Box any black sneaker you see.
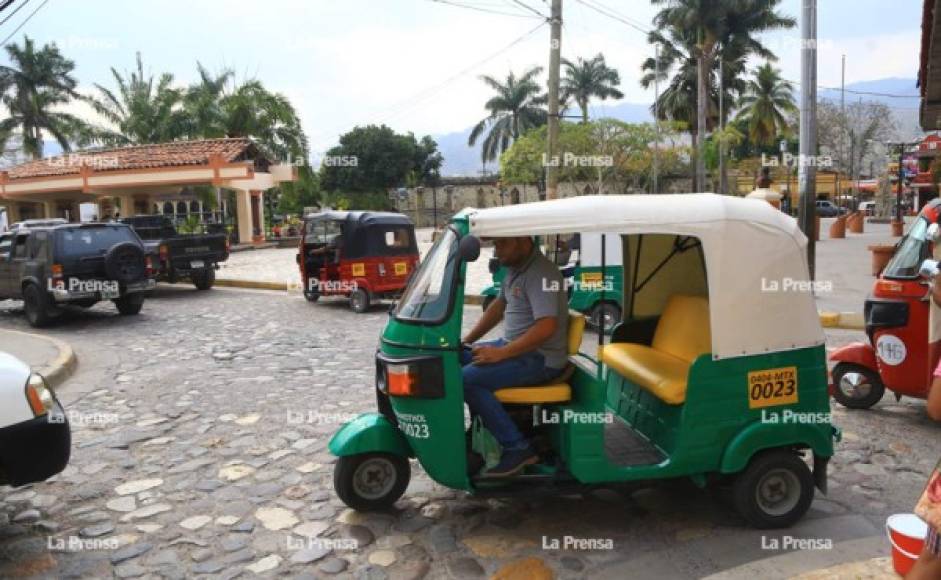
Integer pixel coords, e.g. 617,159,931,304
479,447,539,479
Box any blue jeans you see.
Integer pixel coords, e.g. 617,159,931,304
461,338,564,450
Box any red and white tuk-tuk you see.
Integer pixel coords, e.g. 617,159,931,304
830,199,941,408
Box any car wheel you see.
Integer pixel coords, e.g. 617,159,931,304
733,450,815,529
831,363,885,409
23,283,53,328
481,295,495,312
192,268,215,291
350,288,370,313
588,302,621,333
113,294,145,316
303,279,320,302
104,242,146,283
334,453,410,512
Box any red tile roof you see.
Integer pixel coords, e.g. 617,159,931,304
6,138,259,180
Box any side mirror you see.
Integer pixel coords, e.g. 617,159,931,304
919,258,939,280
459,235,481,262
929,223,941,243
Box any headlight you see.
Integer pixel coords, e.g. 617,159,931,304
26,373,55,416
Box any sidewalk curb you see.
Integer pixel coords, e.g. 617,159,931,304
819,311,865,331
1,329,77,390
215,278,290,292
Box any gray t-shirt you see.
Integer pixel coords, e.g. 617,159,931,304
499,249,569,369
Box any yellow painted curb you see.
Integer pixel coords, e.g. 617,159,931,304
819,312,840,328
818,312,865,331
215,279,289,292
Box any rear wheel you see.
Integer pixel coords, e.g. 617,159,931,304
23,284,53,328
113,293,144,316
303,279,320,302
733,450,814,529
831,363,885,409
334,453,410,511
350,288,370,313
192,268,215,290
588,302,621,333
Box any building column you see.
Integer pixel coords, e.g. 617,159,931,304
250,190,264,244
4,203,20,226
235,189,253,245
42,201,56,219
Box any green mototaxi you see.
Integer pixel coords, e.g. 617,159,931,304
329,193,839,529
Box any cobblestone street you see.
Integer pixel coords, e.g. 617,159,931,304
0,286,936,578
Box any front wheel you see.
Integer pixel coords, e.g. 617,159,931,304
733,450,815,529
23,283,53,328
588,302,621,333
831,363,885,409
113,294,145,316
334,453,410,511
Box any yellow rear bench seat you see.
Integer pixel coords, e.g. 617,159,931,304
599,295,710,405
494,312,586,404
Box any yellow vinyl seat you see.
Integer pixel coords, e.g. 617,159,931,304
599,295,711,405
494,312,586,404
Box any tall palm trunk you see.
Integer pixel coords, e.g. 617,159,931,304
690,129,699,189
696,53,708,192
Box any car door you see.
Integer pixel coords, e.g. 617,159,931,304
7,233,30,298
0,233,12,298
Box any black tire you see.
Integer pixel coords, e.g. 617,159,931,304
831,363,885,410
113,293,144,316
192,268,215,291
334,453,410,511
350,288,370,313
304,279,320,302
481,295,495,312
23,283,53,328
733,450,815,529
588,302,621,333
104,242,146,283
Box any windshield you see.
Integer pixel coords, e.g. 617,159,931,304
56,226,137,257
882,218,928,279
304,219,342,245
395,228,458,323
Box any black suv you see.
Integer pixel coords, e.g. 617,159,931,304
0,223,155,327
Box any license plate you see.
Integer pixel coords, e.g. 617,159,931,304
190,260,205,269
394,262,407,276
747,366,799,409
101,288,120,300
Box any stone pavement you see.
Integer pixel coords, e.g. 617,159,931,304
0,287,935,578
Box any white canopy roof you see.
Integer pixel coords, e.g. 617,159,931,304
467,194,824,360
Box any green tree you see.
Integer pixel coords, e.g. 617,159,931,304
468,66,547,165
561,53,624,124
735,62,797,147
650,0,795,189
0,36,88,159
85,52,188,145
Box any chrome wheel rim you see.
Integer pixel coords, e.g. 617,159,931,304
838,371,872,400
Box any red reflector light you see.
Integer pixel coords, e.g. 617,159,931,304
874,279,904,295
387,364,419,397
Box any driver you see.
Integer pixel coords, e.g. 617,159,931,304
461,236,568,478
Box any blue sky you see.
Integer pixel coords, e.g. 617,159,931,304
9,0,926,156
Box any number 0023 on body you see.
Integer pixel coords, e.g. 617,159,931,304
747,366,798,409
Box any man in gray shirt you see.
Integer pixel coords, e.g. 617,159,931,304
461,236,568,478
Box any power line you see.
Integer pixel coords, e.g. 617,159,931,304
0,1,17,16
0,0,30,29
1,0,46,47
507,0,548,19
573,0,650,35
427,0,540,18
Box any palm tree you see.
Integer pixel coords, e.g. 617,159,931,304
650,0,795,190
735,63,797,147
0,36,87,159
469,66,547,165
182,62,233,139
85,52,188,145
561,53,624,124
217,80,308,160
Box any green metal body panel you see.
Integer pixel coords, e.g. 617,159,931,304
328,413,413,458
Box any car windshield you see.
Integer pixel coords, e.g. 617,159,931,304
882,218,928,279
56,226,136,257
395,228,458,323
304,220,342,245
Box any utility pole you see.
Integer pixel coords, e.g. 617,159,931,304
696,30,707,192
798,0,818,278
838,54,845,210
652,44,660,194
546,0,562,200
718,54,725,195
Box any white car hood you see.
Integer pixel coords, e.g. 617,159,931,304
0,351,35,427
